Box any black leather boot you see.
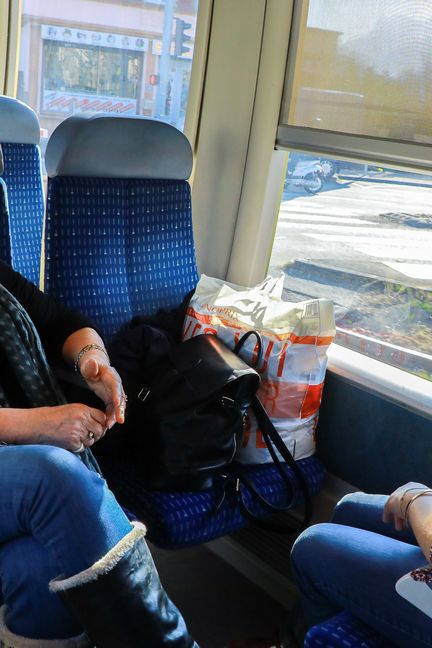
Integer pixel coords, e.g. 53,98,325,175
50,524,198,648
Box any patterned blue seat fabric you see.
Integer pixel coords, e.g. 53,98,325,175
45,176,197,339
305,612,396,648
44,114,325,548
1,144,44,286
95,455,325,548
0,97,44,286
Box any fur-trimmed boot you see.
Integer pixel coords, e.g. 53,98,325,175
50,524,198,648
0,605,91,648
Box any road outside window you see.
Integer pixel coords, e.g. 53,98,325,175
269,153,432,382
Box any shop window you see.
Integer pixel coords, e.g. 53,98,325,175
17,0,198,170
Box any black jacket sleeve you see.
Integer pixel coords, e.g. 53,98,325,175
0,260,98,364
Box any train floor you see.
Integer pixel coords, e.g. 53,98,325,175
151,542,297,648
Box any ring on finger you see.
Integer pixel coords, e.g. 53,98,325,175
73,442,85,454
88,431,95,441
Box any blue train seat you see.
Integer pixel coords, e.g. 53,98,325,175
0,96,44,286
43,114,325,547
304,612,396,648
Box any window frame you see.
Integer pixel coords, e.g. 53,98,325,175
276,125,432,176
328,344,432,418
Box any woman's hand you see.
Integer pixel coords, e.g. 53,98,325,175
383,481,429,530
62,328,127,429
31,404,107,452
78,351,126,429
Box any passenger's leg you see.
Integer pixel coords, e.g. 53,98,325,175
332,492,416,544
0,445,196,647
0,445,133,577
0,535,83,640
291,523,431,648
0,445,131,642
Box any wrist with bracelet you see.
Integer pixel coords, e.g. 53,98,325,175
74,343,110,375
399,487,427,518
401,488,432,523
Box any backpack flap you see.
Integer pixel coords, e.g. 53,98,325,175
147,334,260,489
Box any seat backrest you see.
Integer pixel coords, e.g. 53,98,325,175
0,96,44,286
44,114,198,340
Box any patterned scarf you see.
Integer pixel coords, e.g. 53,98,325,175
0,282,100,473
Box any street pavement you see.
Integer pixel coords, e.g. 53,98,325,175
270,175,432,301
268,175,432,366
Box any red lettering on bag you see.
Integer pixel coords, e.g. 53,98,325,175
203,327,217,335
255,430,266,448
277,343,288,378
251,341,260,367
183,320,192,338
261,381,279,415
191,322,202,337
301,384,324,418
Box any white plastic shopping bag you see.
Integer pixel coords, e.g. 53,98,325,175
182,274,335,462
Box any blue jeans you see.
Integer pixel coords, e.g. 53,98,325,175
291,492,432,648
0,445,133,640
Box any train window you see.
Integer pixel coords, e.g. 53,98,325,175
17,0,198,169
281,0,432,144
268,152,432,382
271,0,432,383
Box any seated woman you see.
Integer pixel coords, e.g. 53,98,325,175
0,260,197,648
291,486,432,648
231,486,432,648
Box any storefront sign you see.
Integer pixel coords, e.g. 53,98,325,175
42,91,137,115
41,24,148,52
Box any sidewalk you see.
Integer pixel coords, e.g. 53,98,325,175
338,168,432,189
289,258,432,291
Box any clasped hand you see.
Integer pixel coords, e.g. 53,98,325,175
34,403,107,452
36,349,128,453
34,351,127,452
78,352,127,430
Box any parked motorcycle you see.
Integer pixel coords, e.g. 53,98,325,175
319,158,339,181
284,158,324,194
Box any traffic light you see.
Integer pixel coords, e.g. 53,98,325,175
174,18,192,57
149,74,160,86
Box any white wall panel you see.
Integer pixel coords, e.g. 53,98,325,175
191,0,265,278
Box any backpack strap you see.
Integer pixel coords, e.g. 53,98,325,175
228,395,312,533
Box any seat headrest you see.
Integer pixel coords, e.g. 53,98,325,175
0,145,3,175
46,115,193,180
0,96,40,144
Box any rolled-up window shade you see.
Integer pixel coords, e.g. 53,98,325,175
277,0,432,170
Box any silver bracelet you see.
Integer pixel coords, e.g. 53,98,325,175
74,343,110,374
404,489,432,522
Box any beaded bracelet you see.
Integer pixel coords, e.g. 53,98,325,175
74,343,110,374
403,489,432,521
